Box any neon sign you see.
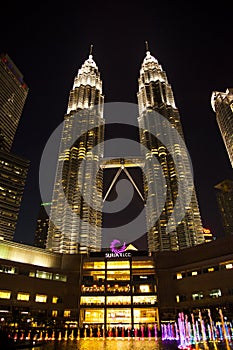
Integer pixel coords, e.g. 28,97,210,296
105,240,131,258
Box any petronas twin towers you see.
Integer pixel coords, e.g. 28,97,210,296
46,45,205,254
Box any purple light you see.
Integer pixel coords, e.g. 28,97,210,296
110,240,126,254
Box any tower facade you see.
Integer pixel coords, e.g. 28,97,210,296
46,52,104,254
211,88,233,168
214,179,233,236
0,54,28,151
0,53,29,241
137,48,205,252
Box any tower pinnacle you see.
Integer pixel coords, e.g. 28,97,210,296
145,40,149,52
89,44,93,57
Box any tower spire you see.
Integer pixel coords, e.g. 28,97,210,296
89,44,93,56
145,40,149,52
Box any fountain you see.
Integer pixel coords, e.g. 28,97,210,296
154,323,158,340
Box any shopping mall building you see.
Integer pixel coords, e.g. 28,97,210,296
0,235,233,333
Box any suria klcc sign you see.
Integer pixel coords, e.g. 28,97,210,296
105,239,132,258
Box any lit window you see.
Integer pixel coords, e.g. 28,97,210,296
176,273,182,280
139,285,150,293
64,310,71,317
208,267,214,272
192,271,198,276
226,264,233,270
17,293,30,301
35,294,47,303
176,295,180,303
53,274,67,282
52,296,58,304
192,292,203,300
36,271,52,280
52,310,58,317
209,289,221,298
0,290,11,299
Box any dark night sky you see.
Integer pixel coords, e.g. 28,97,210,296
1,1,232,247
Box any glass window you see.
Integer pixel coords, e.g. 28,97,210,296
0,290,11,299
139,285,150,293
226,263,233,269
176,273,183,280
107,270,130,281
17,292,30,301
64,310,71,317
83,309,104,323
0,265,16,274
52,310,58,317
80,296,104,305
209,289,221,298
53,273,67,282
52,296,58,304
36,270,52,280
133,308,156,324
83,271,105,282
107,296,131,305
107,308,131,324
192,292,203,300
133,295,157,305
132,260,154,269
107,261,130,269
83,261,105,269
35,294,47,303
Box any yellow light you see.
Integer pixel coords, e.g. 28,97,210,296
176,273,182,280
192,271,198,276
226,263,233,269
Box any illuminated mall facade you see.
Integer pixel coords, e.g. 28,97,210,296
1,236,233,332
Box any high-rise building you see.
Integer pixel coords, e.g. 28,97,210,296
0,53,29,241
34,202,51,249
46,51,104,254
211,88,233,168
0,151,29,240
137,47,205,252
214,179,233,236
0,54,28,152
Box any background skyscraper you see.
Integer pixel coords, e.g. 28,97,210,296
137,48,205,252
34,202,51,248
211,88,233,168
46,51,104,254
214,179,233,236
0,53,29,241
0,54,28,152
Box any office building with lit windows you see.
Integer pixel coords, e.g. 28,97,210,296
0,53,29,241
0,54,28,152
211,88,233,168
46,51,104,254
34,202,51,249
0,151,29,240
137,47,205,252
214,179,233,236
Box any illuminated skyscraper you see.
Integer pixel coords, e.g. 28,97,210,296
214,179,233,236
137,46,205,252
0,53,29,241
0,54,28,151
46,50,104,254
211,88,233,168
